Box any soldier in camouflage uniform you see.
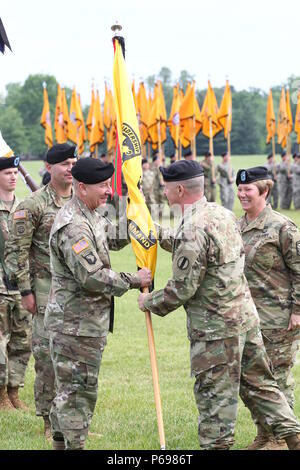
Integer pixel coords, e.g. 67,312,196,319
277,152,293,209
151,154,165,222
0,135,31,411
237,166,300,450
201,152,216,202
44,158,152,450
141,159,155,212
216,152,235,211
5,143,77,438
265,154,278,209
138,160,300,451
292,154,300,209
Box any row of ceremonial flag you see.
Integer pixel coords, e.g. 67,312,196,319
266,87,300,150
40,79,232,158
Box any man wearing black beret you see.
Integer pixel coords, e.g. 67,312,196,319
5,143,77,439
45,157,152,450
0,132,31,412
137,159,300,450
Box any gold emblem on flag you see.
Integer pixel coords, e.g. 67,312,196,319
122,123,141,162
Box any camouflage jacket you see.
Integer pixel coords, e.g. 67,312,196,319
277,162,293,184
5,183,71,313
201,160,215,186
216,162,234,187
0,197,20,295
142,169,155,199
265,162,277,182
238,205,300,329
292,162,300,189
144,197,259,342
44,195,142,337
151,165,164,194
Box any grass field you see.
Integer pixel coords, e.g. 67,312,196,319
0,155,299,450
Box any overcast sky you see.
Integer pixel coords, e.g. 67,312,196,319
1,0,299,106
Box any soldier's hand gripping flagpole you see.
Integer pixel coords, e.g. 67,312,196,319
111,23,166,450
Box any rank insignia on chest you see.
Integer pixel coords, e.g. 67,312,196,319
72,238,90,254
14,210,28,220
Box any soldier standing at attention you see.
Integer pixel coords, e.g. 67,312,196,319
45,157,152,450
141,159,155,212
137,160,300,451
201,151,216,202
5,143,77,438
151,153,165,222
0,133,31,411
216,151,235,211
277,151,293,209
265,154,278,209
292,154,300,209
237,166,300,450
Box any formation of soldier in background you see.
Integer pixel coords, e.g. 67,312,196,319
267,151,300,210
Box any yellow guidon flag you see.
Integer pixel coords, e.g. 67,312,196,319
40,84,53,148
266,89,276,144
112,37,157,278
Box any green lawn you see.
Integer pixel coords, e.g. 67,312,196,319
0,156,299,450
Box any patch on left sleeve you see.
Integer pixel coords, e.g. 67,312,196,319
14,210,28,220
72,237,90,254
177,256,190,271
296,241,300,256
82,251,97,265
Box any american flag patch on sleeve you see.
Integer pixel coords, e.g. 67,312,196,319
72,238,90,254
14,210,28,220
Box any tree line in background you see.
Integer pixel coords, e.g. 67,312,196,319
0,68,299,159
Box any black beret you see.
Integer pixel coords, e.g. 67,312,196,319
0,155,20,171
204,151,211,157
142,159,148,165
71,157,114,184
221,152,228,158
160,160,204,182
152,155,158,162
281,151,287,158
236,166,271,186
184,150,192,158
267,154,273,160
46,143,77,164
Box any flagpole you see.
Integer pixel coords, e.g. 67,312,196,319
111,23,166,450
209,117,215,180
272,136,277,177
143,288,166,450
227,131,231,155
192,115,196,160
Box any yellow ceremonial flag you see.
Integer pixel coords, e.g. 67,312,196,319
147,81,167,151
54,84,67,143
137,82,149,146
40,86,53,148
69,87,84,154
168,84,180,148
113,37,157,277
77,94,86,154
61,88,70,140
295,91,300,145
86,88,95,140
202,81,222,138
277,87,288,149
179,82,202,147
90,90,104,153
286,89,293,136
218,80,232,139
266,90,276,144
132,79,138,114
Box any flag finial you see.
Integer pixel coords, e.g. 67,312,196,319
111,21,122,36
42,81,47,89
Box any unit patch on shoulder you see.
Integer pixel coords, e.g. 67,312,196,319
82,251,97,265
14,210,28,220
72,238,90,254
177,256,190,270
296,241,300,256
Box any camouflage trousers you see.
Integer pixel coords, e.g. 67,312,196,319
261,328,300,410
219,185,235,211
204,185,216,203
32,314,56,417
192,325,300,450
279,182,293,209
293,189,300,209
49,332,107,450
0,293,32,388
267,183,278,210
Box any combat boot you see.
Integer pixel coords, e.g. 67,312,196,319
43,416,52,440
285,434,300,450
52,437,66,450
0,385,15,410
7,386,28,410
247,425,269,450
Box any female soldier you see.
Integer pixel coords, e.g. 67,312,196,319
237,166,300,450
